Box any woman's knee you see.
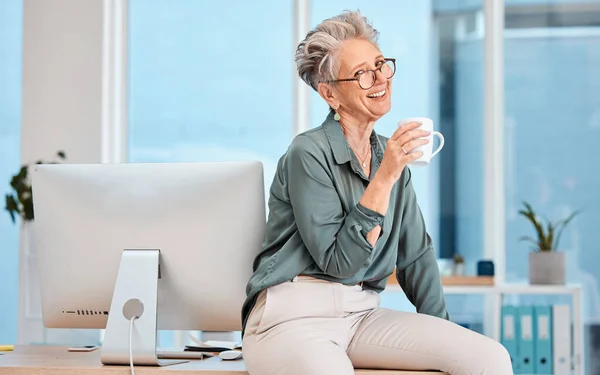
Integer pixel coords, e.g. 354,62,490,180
448,330,513,375
476,338,513,374
491,340,512,363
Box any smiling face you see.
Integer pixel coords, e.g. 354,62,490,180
318,38,393,124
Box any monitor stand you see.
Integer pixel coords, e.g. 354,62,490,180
101,249,185,366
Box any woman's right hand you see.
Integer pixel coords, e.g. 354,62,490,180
375,121,431,186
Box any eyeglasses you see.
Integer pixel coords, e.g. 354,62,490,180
326,58,396,90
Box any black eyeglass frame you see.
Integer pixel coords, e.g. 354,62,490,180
325,58,396,90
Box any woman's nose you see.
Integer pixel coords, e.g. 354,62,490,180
374,68,387,84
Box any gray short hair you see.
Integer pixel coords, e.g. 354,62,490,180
295,10,379,91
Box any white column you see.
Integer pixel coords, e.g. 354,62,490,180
483,0,505,284
19,0,128,345
482,0,505,342
292,0,311,135
101,0,129,164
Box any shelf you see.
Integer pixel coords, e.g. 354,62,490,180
495,283,582,294
387,274,494,286
441,276,494,286
386,278,581,295
442,283,582,295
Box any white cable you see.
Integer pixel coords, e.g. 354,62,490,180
129,316,137,375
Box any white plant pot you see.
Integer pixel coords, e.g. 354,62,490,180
452,263,465,276
529,251,566,285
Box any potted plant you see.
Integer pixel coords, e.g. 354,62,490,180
5,151,66,223
5,151,65,345
519,201,579,285
452,253,465,276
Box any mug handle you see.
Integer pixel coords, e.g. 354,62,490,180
431,131,445,158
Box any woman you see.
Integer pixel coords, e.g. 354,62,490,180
241,10,512,375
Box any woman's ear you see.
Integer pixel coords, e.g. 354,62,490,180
317,82,339,110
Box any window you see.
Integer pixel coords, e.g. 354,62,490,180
127,0,293,345
433,0,487,332
128,0,293,204
502,3,600,369
435,3,486,263
0,0,23,344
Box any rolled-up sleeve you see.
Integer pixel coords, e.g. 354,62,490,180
287,136,383,279
395,169,449,320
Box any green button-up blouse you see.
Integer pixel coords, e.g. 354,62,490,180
241,111,448,335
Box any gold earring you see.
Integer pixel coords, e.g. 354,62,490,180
334,107,340,121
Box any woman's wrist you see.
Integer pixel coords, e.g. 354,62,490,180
372,168,399,190
359,173,394,215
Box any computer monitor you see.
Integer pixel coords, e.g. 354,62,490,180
31,161,265,366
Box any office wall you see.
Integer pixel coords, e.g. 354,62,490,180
21,0,105,164
18,0,110,344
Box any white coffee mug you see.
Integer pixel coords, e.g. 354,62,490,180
397,117,444,166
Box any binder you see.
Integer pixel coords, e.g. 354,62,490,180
501,305,520,373
553,304,571,375
518,305,535,374
533,305,553,374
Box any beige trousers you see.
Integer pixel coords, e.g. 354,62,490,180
242,276,512,375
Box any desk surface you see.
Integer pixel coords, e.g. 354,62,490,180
0,346,446,375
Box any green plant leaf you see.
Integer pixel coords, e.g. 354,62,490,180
553,210,580,250
545,221,554,250
11,166,28,190
23,197,34,220
4,194,18,223
5,151,66,224
519,235,539,246
519,201,547,247
453,253,464,264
